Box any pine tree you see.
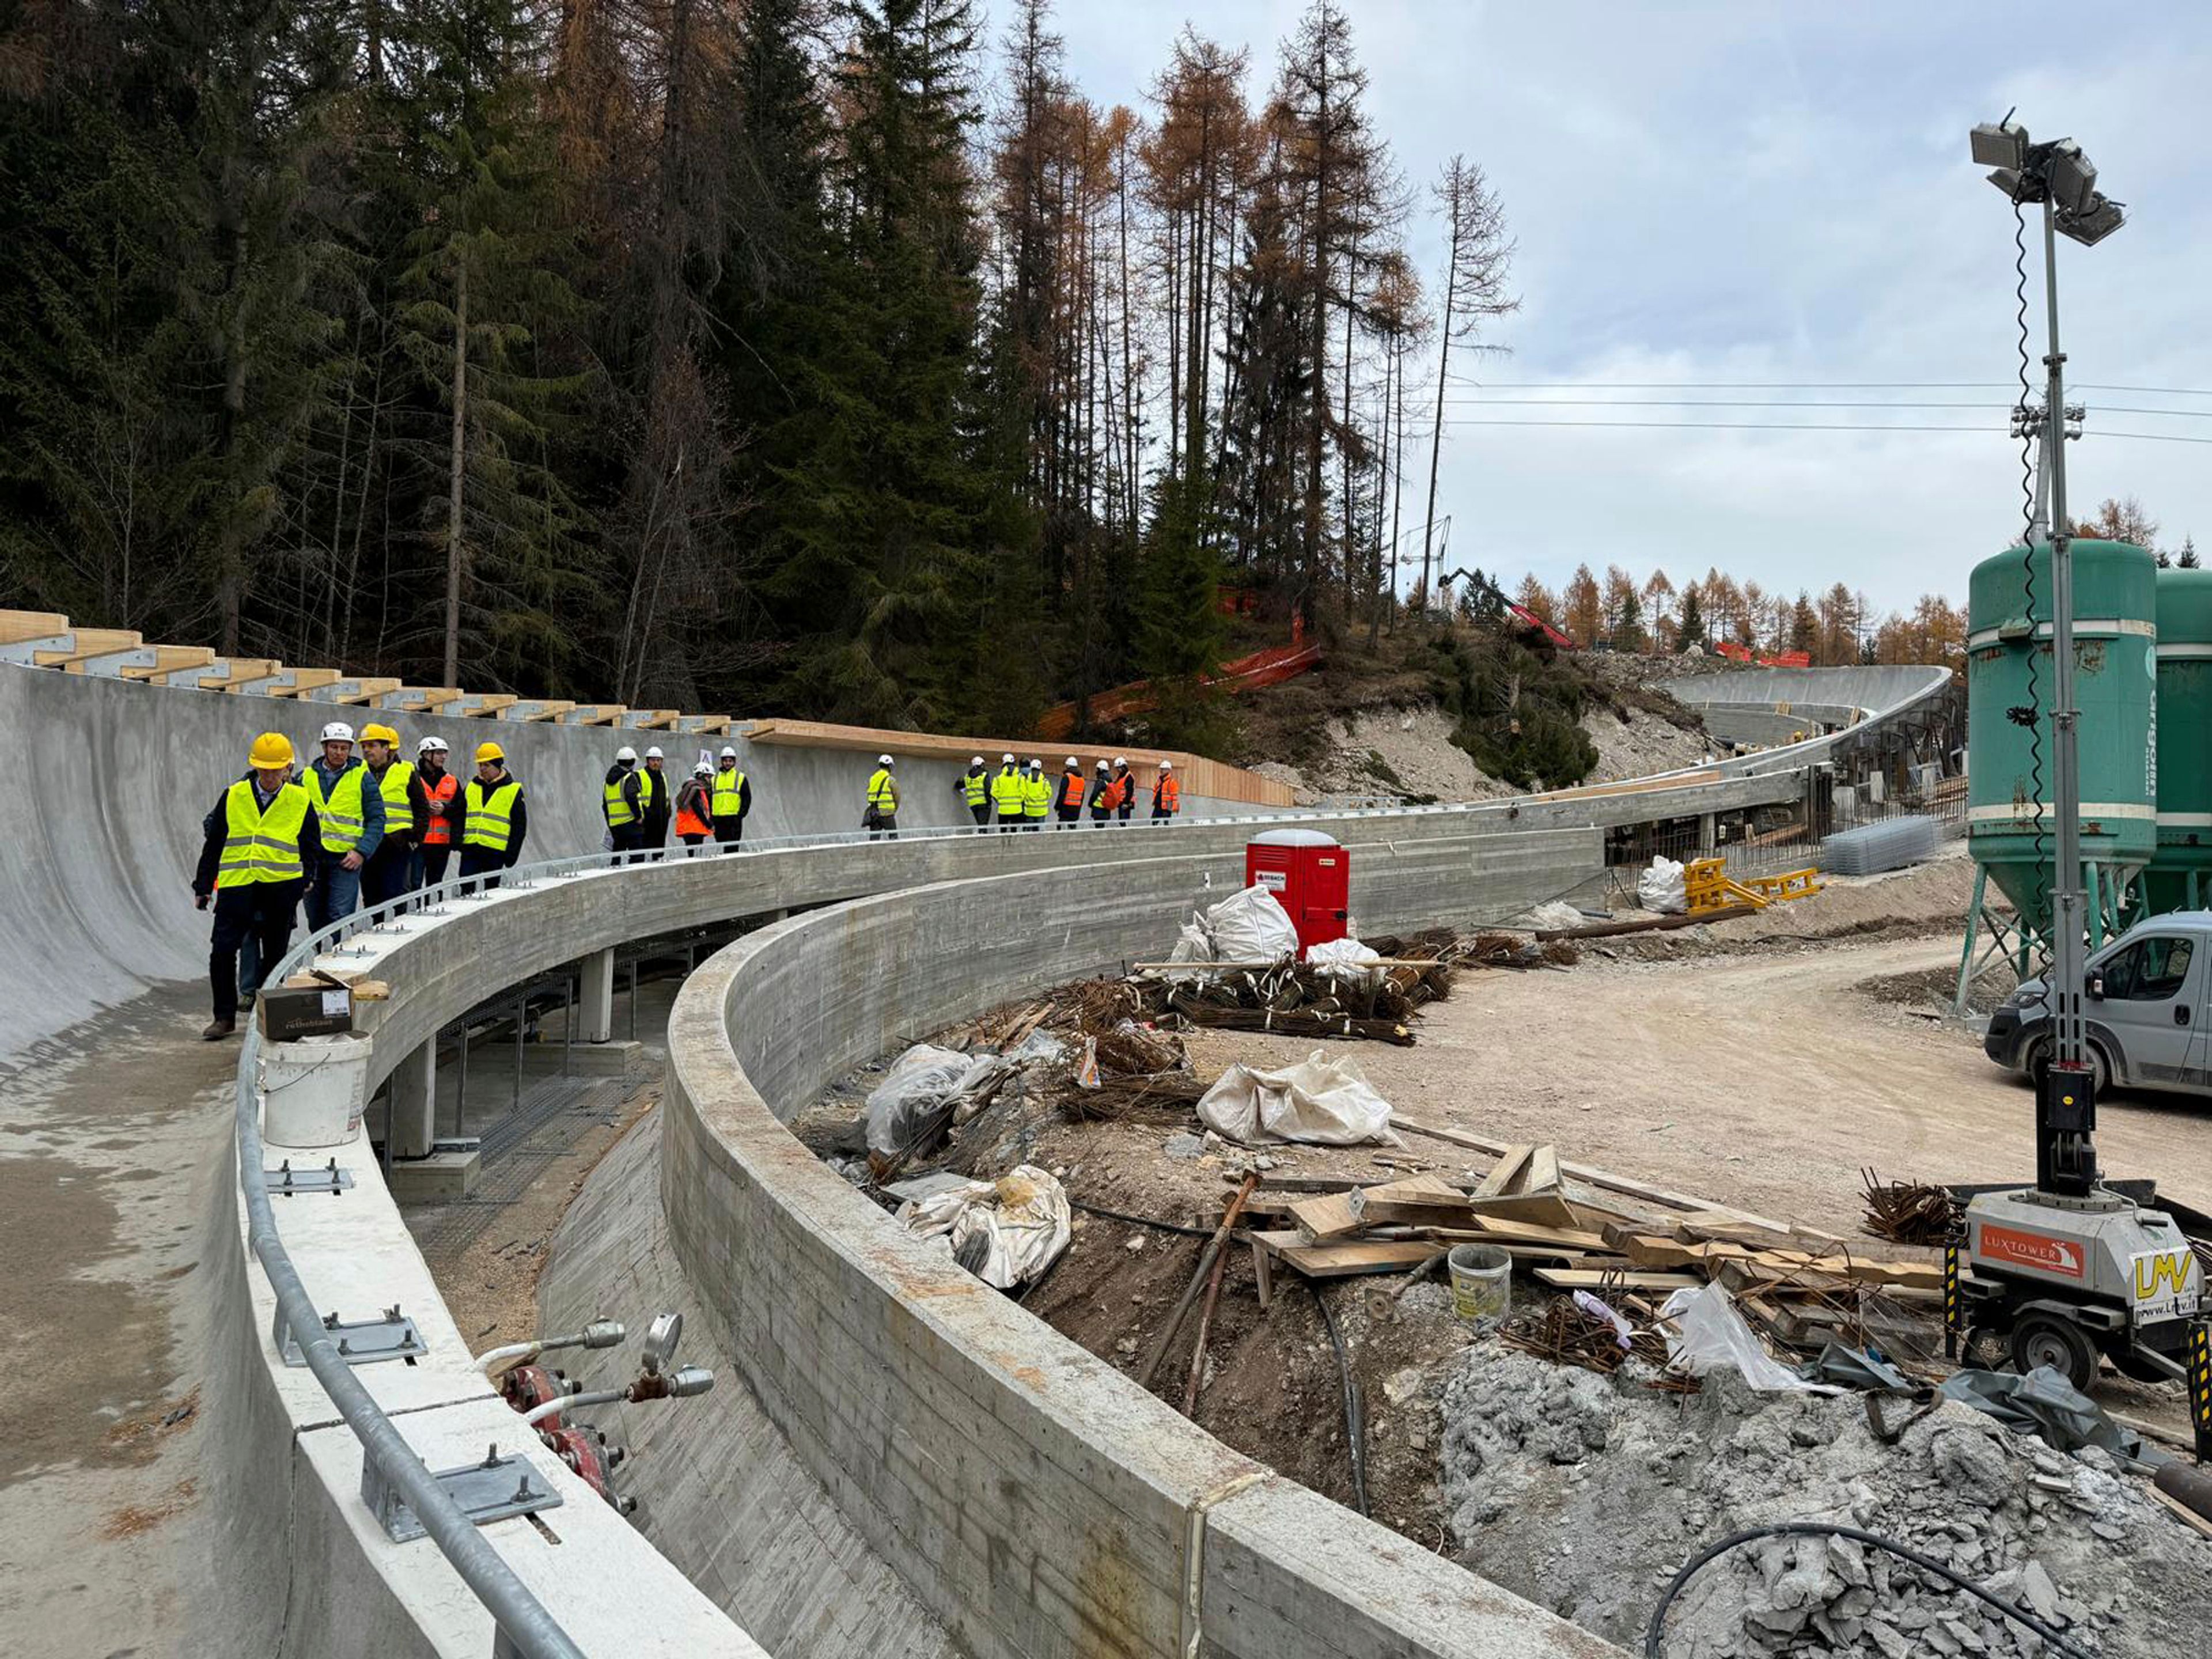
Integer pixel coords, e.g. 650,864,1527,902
1676,586,1706,652
2181,536,2200,570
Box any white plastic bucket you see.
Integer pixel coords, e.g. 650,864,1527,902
261,1033,372,1148
1448,1243,1512,1324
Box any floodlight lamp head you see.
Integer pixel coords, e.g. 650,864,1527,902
2046,140,2097,214
1971,118,2030,171
2057,194,2124,246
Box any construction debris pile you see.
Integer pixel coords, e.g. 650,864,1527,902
1437,1347,2212,1658
1861,1169,1960,1247
1236,1141,1946,1373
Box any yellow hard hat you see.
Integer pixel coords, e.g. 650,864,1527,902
359,721,399,745
474,741,505,764
248,731,294,768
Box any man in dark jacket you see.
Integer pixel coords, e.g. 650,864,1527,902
639,746,673,855
1086,759,1114,826
603,746,645,861
193,732,319,1040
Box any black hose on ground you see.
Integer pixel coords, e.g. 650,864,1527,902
1068,1199,1214,1237
1643,1521,2090,1659
1310,1280,1369,1517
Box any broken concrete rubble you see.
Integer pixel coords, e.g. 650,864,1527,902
1437,1345,2210,1657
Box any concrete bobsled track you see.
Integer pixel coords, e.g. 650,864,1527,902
0,657,1947,1658
1662,664,1955,776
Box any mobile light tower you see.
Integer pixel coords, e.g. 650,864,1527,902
1954,118,2210,1403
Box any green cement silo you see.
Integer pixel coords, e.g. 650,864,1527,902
2145,566,2212,913
1965,539,2157,947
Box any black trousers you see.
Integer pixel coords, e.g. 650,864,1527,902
361,840,415,910
999,816,1022,834
210,880,304,1022
420,843,452,888
970,804,991,831
458,846,507,891
714,819,744,849
867,812,899,841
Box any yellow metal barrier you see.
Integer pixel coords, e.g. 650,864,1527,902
1685,857,1821,913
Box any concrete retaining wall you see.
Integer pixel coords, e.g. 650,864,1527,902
657,830,1620,1659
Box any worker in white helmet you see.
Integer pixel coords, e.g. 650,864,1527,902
414,736,459,887
302,719,385,931
1150,759,1181,823
710,744,751,851
638,745,672,855
1022,760,1050,828
865,753,899,840
1085,758,1114,827
603,743,645,861
1055,755,1085,827
1110,755,1135,823
676,763,717,850
991,751,1025,834
955,754,993,832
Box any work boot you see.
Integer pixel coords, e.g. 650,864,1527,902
202,1017,237,1041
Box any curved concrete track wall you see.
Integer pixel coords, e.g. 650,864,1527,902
0,665,1267,1056
657,843,1618,1659
1662,664,1953,777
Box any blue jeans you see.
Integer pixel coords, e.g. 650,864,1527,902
306,855,361,933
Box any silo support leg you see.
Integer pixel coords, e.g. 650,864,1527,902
1954,866,1988,1016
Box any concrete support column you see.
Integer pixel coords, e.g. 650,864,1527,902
1698,811,1718,850
387,1040,437,1160
579,946,616,1043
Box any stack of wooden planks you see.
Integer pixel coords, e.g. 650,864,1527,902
1225,1146,1944,1350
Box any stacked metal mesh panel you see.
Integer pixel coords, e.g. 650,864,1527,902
1821,815,1940,876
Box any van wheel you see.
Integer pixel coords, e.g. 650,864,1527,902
2026,1037,2110,1097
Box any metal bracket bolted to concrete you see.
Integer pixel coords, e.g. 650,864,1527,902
363,1442,565,1543
276,1305,424,1368
263,1158,354,1196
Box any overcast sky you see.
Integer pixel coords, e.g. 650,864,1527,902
1036,1,2212,618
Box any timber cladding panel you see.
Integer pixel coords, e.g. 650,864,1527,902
661,831,1617,1659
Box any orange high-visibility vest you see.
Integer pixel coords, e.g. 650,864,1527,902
1060,772,1084,807
419,771,460,845
1153,774,1180,812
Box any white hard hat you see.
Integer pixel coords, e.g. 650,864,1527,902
320,721,354,744
615,744,638,763
972,755,984,766
1002,752,1015,763
418,735,447,754
1094,759,1108,771
645,745,664,759
1113,755,1127,766
1160,760,1173,771
694,762,713,777
1065,755,1080,768
878,753,894,765
719,745,737,759
1028,759,1041,770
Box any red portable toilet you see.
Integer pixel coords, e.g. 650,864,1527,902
1245,828,1350,957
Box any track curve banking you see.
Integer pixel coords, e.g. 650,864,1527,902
0,656,1949,1659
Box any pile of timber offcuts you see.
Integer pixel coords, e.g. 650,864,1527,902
1238,1134,1946,1372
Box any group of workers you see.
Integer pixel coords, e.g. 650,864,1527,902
602,744,753,854
195,725,1184,1037
191,721,527,1040
945,752,1181,833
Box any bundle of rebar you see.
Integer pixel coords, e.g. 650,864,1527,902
1498,1296,1669,1377
1860,1169,1957,1245
1062,1072,1208,1124
1162,990,1415,1045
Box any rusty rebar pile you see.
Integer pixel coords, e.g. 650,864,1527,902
1859,1169,1957,1245
1498,1296,1671,1377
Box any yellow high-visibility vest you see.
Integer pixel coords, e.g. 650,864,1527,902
373,760,415,835
713,767,747,817
991,767,1025,816
465,779,522,852
218,779,310,885
604,771,638,828
866,767,898,811
1022,774,1051,818
962,769,988,808
307,763,367,853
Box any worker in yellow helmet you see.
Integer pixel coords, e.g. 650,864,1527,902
192,732,317,1040
358,722,428,911
460,741,528,892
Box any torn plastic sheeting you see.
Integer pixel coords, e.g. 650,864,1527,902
1660,1283,1837,1394
1196,1048,1401,1147
896,1164,1071,1290
1009,1029,1066,1064
1800,1341,1915,1393
864,1044,1002,1159
1937,1365,2160,1463
1571,1290,1634,1352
